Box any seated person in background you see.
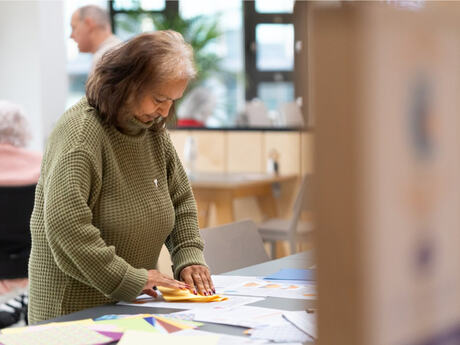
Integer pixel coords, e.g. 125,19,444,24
176,86,215,127
0,100,42,328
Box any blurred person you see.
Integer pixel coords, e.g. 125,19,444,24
0,101,42,328
28,30,215,324
176,86,215,127
70,4,121,73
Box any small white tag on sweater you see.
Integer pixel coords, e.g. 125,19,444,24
154,179,158,188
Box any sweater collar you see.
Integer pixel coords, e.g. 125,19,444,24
117,116,155,136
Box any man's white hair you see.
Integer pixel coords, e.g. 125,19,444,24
78,5,111,29
0,100,31,147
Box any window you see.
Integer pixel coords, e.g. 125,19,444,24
61,0,301,127
110,0,244,127
244,1,295,114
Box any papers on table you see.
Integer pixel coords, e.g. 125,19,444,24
175,329,279,345
212,275,316,300
283,310,317,339
0,323,118,345
173,305,286,329
248,323,312,343
118,294,264,310
117,330,219,345
0,314,203,345
173,306,316,344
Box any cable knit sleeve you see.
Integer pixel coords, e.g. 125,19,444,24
43,148,148,301
162,132,207,279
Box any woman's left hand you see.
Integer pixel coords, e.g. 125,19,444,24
180,265,215,296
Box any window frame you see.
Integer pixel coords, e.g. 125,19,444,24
243,1,294,101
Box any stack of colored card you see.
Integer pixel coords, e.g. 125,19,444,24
94,314,202,334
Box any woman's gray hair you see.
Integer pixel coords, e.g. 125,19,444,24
0,100,31,147
87,30,197,129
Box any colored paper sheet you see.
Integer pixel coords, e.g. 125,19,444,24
158,287,228,302
155,318,182,333
94,330,124,344
0,324,112,345
117,330,219,345
154,315,196,330
263,269,315,281
0,319,94,335
95,317,159,333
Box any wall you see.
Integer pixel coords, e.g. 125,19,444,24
0,1,67,152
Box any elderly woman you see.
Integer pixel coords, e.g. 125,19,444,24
28,30,214,324
0,101,41,186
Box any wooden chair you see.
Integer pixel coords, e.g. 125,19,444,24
258,175,314,258
200,220,269,274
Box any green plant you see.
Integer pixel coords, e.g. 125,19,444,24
151,11,222,90
114,5,222,90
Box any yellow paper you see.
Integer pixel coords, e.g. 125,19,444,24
158,287,228,302
117,330,219,345
0,319,94,335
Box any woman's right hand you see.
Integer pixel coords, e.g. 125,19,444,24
141,269,190,298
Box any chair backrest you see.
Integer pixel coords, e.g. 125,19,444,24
201,220,269,274
0,184,36,279
289,174,313,230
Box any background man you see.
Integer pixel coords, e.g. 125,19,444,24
70,5,121,73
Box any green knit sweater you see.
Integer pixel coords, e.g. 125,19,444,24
28,98,206,324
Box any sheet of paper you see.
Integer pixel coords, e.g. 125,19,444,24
0,319,94,335
117,330,219,345
221,278,316,300
178,306,289,328
211,275,260,291
117,295,263,310
249,323,312,343
174,329,267,345
282,310,317,339
0,324,112,345
95,317,158,332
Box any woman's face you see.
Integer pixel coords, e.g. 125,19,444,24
133,79,189,124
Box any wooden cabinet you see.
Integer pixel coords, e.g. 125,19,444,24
169,129,313,176
227,132,264,173
263,132,301,175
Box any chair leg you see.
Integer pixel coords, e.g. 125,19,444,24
270,241,276,259
289,237,297,255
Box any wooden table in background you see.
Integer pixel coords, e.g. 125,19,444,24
190,173,298,228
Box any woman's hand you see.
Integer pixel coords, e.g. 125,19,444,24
180,265,215,296
142,269,190,298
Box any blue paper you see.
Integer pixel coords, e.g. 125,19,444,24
263,268,315,281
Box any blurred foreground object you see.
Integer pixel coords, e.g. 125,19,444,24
312,2,460,345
